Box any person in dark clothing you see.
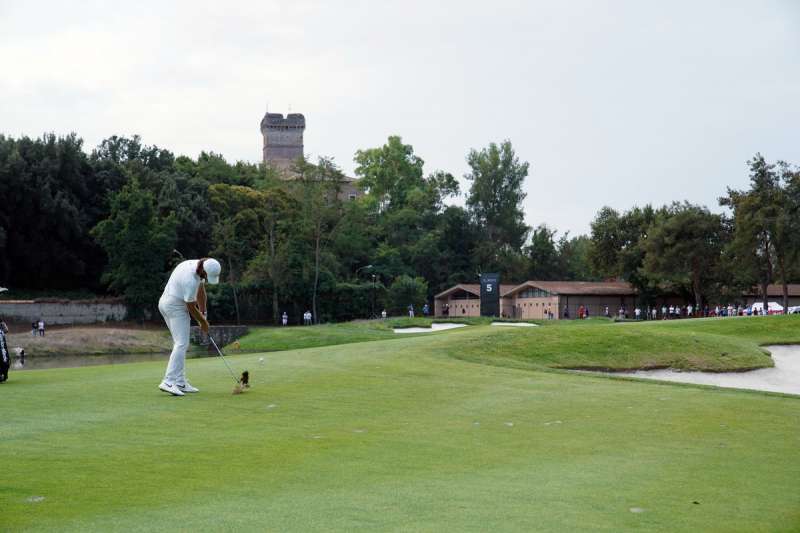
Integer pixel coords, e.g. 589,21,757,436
0,318,10,383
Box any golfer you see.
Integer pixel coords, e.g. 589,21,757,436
158,258,221,396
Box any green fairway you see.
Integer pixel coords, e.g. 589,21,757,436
3,320,800,531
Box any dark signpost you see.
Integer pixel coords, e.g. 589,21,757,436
480,273,500,317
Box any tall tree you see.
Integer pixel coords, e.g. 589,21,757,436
240,188,295,323
720,154,794,309
91,178,177,317
526,225,561,280
642,202,725,309
293,157,346,323
354,136,425,210
465,140,530,271
588,204,662,303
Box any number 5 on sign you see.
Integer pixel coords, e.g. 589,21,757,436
487,284,493,292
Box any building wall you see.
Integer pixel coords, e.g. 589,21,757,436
743,295,800,308
435,294,480,317
338,181,362,202
507,296,559,319
0,299,128,324
261,113,305,168
263,128,304,167
558,295,637,318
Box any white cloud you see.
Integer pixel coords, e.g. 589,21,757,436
1,0,798,235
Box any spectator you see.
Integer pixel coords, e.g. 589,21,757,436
604,305,610,318
687,304,693,317
38,319,45,337
408,304,414,318
585,306,590,318
578,305,585,319
422,303,429,317
0,318,9,383
31,321,37,336
563,306,570,319
281,311,288,326
651,307,658,320
19,348,25,367
381,309,387,319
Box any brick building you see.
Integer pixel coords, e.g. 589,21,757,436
435,281,637,319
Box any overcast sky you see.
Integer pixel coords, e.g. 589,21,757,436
1,1,798,236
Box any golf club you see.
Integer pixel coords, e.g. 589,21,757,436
208,335,247,394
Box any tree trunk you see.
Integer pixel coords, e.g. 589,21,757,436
762,237,771,310
272,290,279,326
312,226,321,325
777,251,789,311
692,273,702,312
268,226,279,325
227,258,241,326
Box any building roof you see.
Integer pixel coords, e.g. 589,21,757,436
434,284,516,299
745,284,800,297
261,112,306,129
502,281,636,297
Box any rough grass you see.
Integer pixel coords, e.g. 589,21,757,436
2,332,799,531
7,326,175,357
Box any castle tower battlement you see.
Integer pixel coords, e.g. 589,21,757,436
261,112,305,168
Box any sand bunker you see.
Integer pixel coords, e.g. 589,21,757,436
393,323,467,334
614,345,800,395
491,322,538,327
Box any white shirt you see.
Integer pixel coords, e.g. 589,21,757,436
162,260,202,303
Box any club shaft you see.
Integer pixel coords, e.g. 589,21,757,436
209,335,240,384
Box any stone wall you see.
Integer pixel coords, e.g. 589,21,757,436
0,299,127,325
190,325,249,351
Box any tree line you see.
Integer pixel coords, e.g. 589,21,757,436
0,132,797,322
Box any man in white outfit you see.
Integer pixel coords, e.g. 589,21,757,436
158,257,221,396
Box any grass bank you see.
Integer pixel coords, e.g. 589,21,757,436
3,333,799,531
234,316,540,353
236,315,800,372
5,326,175,357
446,315,800,372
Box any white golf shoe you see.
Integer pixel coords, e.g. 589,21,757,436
158,382,185,396
178,382,199,393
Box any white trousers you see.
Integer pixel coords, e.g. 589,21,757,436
159,296,190,385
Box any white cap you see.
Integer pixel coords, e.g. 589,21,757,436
204,258,222,285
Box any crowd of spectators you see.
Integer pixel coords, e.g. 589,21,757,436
615,303,777,320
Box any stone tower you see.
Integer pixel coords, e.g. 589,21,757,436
260,112,305,169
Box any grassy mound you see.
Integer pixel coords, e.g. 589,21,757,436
233,316,529,353
3,333,799,531
236,315,800,372
443,317,796,372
